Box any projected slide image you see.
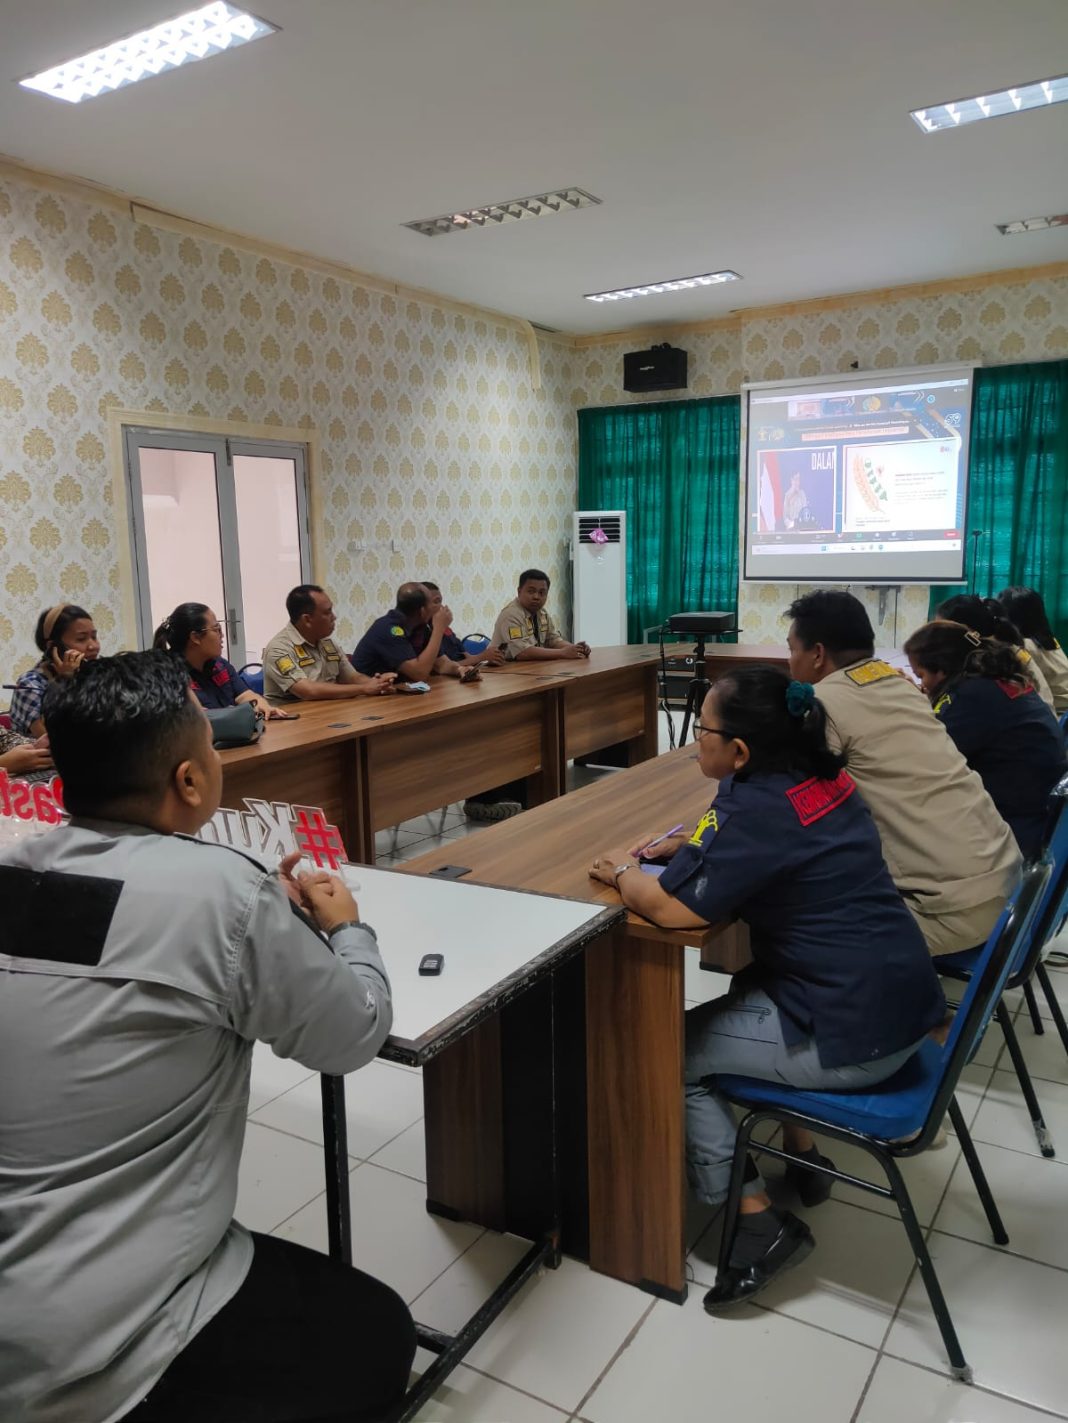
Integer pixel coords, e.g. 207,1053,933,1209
843,440,961,533
756,448,836,534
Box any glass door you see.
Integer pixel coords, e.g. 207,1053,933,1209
125,428,310,668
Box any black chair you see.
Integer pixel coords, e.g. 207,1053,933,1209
716,858,1053,1382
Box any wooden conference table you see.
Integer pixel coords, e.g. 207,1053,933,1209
218,646,660,863
403,744,747,1304
700,642,901,680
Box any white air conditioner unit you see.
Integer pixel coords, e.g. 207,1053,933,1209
572,510,627,646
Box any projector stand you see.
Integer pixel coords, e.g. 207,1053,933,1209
680,634,713,746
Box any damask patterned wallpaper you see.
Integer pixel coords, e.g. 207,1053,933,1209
2,159,1066,684
0,168,577,679
573,269,1068,645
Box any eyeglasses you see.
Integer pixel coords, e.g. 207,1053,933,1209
202,623,224,635
693,724,736,742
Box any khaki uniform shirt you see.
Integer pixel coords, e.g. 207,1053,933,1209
816,658,1021,919
1026,638,1068,716
491,599,567,660
262,622,359,704
1018,644,1057,713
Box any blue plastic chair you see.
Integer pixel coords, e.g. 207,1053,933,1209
716,858,1052,1382
239,663,264,696
937,774,1068,1158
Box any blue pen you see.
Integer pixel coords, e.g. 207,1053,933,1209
637,823,685,859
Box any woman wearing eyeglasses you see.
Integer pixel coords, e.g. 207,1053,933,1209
904,620,1065,862
589,664,945,1316
153,603,285,720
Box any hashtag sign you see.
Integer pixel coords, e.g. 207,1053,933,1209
292,806,347,871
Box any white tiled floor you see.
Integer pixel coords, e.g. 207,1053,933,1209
234,769,1068,1422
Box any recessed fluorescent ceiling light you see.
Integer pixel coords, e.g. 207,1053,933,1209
404,188,600,237
585,271,741,302
18,3,277,104
997,213,1068,234
911,73,1068,132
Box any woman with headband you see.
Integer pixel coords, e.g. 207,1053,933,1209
905,620,1065,861
8,603,101,737
589,665,944,1314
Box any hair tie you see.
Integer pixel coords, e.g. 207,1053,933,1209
786,680,815,718
964,629,982,647
41,603,69,641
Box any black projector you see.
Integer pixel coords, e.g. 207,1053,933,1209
667,611,736,637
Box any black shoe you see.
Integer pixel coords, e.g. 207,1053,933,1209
702,1213,815,1314
785,1152,837,1208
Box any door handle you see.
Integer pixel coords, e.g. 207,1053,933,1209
227,607,241,644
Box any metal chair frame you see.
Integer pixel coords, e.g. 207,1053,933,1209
717,860,1052,1383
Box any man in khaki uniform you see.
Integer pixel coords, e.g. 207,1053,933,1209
263,585,395,705
786,590,1021,956
492,568,591,662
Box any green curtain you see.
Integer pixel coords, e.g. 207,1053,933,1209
929,359,1068,640
577,396,741,643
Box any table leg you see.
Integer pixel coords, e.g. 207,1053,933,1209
424,1017,506,1231
699,921,752,974
627,668,660,765
320,1074,352,1264
585,927,687,1301
527,687,564,807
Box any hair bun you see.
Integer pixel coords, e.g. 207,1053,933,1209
785,680,816,718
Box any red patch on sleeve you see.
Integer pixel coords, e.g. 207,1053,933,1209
786,770,856,826
211,665,231,687
996,679,1031,700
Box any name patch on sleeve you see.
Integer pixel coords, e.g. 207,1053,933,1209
786,770,856,826
508,626,523,639
844,660,898,687
274,654,296,676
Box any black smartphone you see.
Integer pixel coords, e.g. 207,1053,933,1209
428,864,471,880
418,953,444,976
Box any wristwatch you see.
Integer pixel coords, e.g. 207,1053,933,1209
326,919,360,940
614,863,635,887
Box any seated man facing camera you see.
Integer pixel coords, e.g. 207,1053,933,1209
264,584,396,705
492,569,590,662
0,652,414,1423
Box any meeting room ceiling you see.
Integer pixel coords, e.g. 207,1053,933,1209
0,0,1066,335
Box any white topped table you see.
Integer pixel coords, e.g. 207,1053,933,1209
317,865,622,1423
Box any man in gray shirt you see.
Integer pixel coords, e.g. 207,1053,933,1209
0,651,415,1423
